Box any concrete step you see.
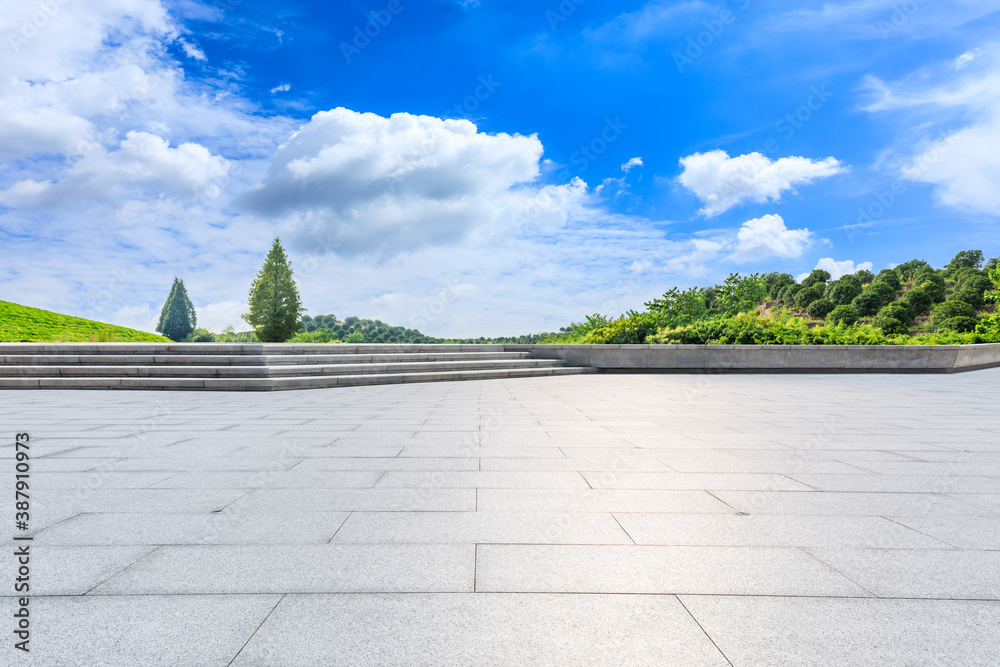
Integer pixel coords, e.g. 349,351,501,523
0,366,597,391
269,366,597,391
265,352,532,365
0,359,565,378
0,351,529,366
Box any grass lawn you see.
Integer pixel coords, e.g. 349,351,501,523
0,301,169,342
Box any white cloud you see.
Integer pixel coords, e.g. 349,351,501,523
798,258,874,282
0,131,230,207
586,1,712,43
733,214,814,262
621,157,643,172
863,45,1000,215
177,38,206,61
270,83,292,94
678,150,848,216
954,49,981,69
245,108,586,256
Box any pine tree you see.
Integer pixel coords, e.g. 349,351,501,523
156,277,197,342
243,238,304,342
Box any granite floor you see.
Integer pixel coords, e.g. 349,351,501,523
3,370,999,665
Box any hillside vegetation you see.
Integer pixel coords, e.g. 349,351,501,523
0,301,169,343
556,250,1000,346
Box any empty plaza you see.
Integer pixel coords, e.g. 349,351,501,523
4,370,1000,665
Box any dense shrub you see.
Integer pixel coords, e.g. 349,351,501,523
903,288,933,314
828,279,863,305
938,316,979,333
185,328,216,342
765,273,796,299
880,302,914,325
801,269,831,288
794,286,822,310
946,250,984,273
807,299,835,318
852,291,883,316
828,305,859,326
960,274,990,295
867,281,897,306
872,315,909,335
930,301,977,330
584,312,662,344
895,259,930,281
918,280,946,303
854,269,876,285
779,284,802,305
875,269,901,290
949,287,985,310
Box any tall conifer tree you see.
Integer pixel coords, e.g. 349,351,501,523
243,238,303,342
156,277,197,341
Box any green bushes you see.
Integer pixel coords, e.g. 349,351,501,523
583,312,662,344
875,269,901,290
854,269,876,284
801,269,831,288
828,278,863,305
851,290,883,316
828,305,859,326
867,281,897,305
872,314,909,335
880,302,915,325
949,287,985,310
806,299,834,318
930,301,977,330
960,274,990,295
794,286,822,310
938,316,978,333
903,287,933,314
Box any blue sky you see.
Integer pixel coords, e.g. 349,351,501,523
0,0,998,336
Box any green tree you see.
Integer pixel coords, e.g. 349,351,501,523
243,238,304,342
156,277,197,342
945,250,984,273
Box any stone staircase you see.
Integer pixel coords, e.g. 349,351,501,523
0,343,595,391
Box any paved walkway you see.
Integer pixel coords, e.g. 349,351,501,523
4,371,999,665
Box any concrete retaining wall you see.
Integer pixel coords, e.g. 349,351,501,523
506,344,1000,374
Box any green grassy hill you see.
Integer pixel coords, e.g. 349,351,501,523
0,301,169,343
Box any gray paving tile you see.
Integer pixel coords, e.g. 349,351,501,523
2,546,155,595
147,471,382,489
4,594,280,667
376,471,590,489
231,593,730,666
229,488,476,512
889,515,1000,550
476,545,870,596
476,489,733,513
581,472,814,491
34,511,350,545
331,511,632,545
680,595,1000,667
709,490,991,516
92,544,475,594
292,457,480,471
807,548,1000,599
786,473,1000,493
614,513,951,549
